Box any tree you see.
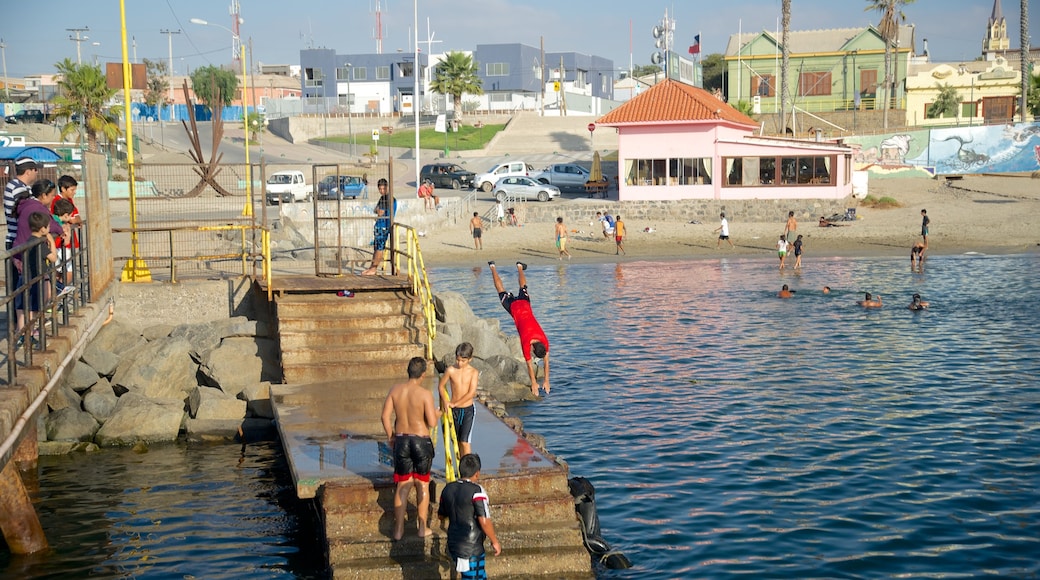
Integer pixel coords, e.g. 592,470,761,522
190,65,238,110
631,64,662,77
245,111,266,142
732,100,755,118
701,54,726,92
866,0,916,129
780,0,791,134
926,83,960,118
51,58,122,153
143,58,170,108
1027,72,1040,118
429,51,483,122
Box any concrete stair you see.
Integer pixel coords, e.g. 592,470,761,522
322,470,591,579
483,111,618,157
275,290,428,384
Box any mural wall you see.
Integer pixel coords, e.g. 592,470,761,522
847,122,1040,177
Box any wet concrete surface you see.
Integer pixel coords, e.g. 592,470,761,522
272,377,557,499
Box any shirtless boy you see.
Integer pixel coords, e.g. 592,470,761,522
470,212,483,250
381,357,439,540
858,292,883,308
488,261,551,396
554,217,572,259
438,342,480,456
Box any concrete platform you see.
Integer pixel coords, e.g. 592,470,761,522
271,377,560,500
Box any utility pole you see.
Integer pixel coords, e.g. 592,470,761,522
67,27,90,64
132,35,137,63
0,38,8,101
160,29,181,102
559,55,567,116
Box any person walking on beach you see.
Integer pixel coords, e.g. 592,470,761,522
776,234,789,270
792,234,804,269
784,211,798,238
614,215,626,255
380,357,438,540
555,217,572,260
438,453,501,579
488,261,551,396
469,212,483,250
920,209,930,247
715,212,733,248
438,342,480,457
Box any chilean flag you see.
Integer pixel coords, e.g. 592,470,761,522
688,34,701,55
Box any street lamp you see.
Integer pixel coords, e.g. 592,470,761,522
91,42,101,66
189,18,239,67
345,62,355,157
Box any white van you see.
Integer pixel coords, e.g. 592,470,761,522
473,160,534,192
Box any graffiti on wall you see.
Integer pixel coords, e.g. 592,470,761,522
848,123,1040,176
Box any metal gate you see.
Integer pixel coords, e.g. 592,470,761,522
310,161,393,276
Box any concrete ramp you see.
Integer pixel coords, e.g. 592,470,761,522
483,111,618,156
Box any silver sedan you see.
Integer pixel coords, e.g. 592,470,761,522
493,176,560,202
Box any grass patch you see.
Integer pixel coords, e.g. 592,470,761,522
860,194,902,209
326,123,506,152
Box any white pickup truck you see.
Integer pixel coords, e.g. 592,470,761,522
265,170,312,204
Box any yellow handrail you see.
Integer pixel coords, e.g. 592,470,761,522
392,224,437,360
431,400,461,483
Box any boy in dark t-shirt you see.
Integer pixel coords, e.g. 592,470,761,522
438,454,501,579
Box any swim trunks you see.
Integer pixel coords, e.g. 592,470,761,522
453,405,475,444
472,227,482,239
393,434,434,483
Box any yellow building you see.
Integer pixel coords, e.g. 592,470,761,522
904,57,1022,127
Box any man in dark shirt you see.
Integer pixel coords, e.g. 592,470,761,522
438,454,501,579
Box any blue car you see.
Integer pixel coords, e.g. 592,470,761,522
317,175,366,200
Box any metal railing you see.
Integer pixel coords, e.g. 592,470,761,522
112,223,271,287
3,227,90,385
392,223,436,360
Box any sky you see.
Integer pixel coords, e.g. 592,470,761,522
0,0,1035,78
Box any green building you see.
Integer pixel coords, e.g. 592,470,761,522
724,25,916,116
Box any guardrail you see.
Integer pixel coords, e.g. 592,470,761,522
112,224,271,291
3,227,90,385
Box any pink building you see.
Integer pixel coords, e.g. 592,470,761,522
596,80,853,201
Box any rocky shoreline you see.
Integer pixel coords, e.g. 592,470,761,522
41,283,548,457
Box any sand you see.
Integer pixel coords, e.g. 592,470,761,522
415,174,1040,268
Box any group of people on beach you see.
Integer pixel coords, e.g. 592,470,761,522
380,260,553,576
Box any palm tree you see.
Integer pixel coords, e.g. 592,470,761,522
780,0,791,134
429,51,483,122
1020,0,1029,122
865,0,916,129
52,58,122,153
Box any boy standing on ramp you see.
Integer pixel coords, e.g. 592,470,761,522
488,261,550,396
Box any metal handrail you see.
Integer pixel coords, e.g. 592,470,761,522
111,224,271,289
391,223,436,360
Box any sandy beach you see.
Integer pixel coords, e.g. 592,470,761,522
415,174,1040,268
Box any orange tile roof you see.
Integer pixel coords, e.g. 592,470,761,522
597,79,757,128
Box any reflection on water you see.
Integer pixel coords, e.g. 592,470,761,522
433,254,1040,579
1,440,325,580
3,254,1038,579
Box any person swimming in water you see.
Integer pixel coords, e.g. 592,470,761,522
858,292,883,308
778,284,794,298
908,293,929,310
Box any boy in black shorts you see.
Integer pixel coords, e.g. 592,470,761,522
438,342,479,456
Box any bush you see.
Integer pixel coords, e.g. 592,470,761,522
860,195,901,209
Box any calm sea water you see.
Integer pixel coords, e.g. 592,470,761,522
3,253,1038,579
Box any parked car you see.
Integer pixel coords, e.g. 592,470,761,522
265,170,311,204
532,163,590,190
419,163,475,190
4,110,47,124
473,161,534,192
317,174,366,200
492,176,560,202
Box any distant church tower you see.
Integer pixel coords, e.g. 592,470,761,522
982,0,1010,60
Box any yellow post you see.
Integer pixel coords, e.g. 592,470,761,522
119,0,151,282
241,44,252,217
